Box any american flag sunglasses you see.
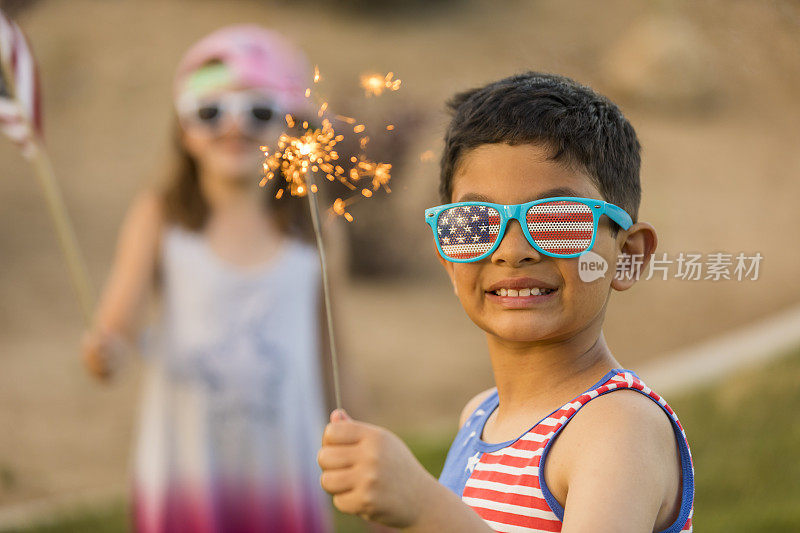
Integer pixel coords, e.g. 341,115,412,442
424,197,633,262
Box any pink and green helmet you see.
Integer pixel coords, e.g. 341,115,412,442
174,24,311,112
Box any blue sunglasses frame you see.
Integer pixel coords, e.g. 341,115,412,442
424,196,633,262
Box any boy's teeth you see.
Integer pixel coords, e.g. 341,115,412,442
494,287,553,297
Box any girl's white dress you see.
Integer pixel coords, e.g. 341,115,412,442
132,225,332,533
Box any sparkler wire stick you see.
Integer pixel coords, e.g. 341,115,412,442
263,69,402,409
305,171,342,411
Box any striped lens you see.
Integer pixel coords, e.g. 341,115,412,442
526,200,594,255
437,204,501,260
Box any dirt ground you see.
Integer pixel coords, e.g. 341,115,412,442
1,0,799,507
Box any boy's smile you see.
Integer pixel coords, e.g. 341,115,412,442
484,276,559,309
440,142,626,343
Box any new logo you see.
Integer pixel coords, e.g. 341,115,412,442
578,250,608,282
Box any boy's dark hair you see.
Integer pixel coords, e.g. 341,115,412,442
440,72,641,227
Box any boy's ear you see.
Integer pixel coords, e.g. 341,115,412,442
611,221,658,292
435,243,458,296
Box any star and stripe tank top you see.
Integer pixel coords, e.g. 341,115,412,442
439,368,694,532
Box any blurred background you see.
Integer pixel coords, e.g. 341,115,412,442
1,0,799,531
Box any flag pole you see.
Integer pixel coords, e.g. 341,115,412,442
28,140,95,325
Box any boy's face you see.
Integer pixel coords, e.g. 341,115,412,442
439,143,637,344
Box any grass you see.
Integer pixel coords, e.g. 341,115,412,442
6,348,800,532
3,504,129,533
666,347,800,532
2,432,453,533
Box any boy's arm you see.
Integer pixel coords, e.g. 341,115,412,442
556,390,679,533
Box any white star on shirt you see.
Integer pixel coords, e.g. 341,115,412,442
461,430,476,448
466,452,481,474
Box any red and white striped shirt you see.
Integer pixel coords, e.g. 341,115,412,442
438,368,694,532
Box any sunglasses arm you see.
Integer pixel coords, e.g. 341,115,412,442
602,202,633,230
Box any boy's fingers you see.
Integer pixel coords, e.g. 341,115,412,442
317,445,357,470
322,420,363,446
319,468,355,495
332,491,370,517
330,408,351,422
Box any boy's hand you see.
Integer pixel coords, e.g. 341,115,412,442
318,409,436,528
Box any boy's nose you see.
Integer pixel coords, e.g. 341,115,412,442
491,219,542,266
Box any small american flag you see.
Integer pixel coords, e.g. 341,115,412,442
438,204,501,260
0,8,41,158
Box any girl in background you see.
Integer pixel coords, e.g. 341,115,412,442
82,25,334,532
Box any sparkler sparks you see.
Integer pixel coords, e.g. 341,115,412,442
359,72,402,97
259,68,397,222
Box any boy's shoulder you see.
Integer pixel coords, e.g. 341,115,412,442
546,387,682,524
557,387,678,463
458,387,496,428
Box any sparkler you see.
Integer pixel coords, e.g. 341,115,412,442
360,72,401,97
259,68,398,410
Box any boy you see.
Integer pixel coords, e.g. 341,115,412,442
317,72,694,532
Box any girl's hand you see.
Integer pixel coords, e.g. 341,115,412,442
317,410,437,528
81,329,124,381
